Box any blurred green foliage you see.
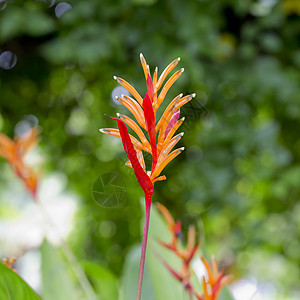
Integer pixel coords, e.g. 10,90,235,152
1,0,300,298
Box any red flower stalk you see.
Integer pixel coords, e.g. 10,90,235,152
100,54,195,299
0,128,39,200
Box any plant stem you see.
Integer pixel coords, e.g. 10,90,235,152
37,200,96,300
136,191,153,300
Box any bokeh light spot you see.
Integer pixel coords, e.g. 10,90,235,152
55,2,72,18
0,51,17,70
0,0,7,11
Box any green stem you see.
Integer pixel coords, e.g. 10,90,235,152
136,191,153,300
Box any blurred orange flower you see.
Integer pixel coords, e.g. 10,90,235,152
200,256,231,300
0,128,39,200
156,203,231,300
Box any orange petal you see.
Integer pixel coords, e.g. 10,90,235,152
153,66,158,91
114,76,143,106
99,128,151,153
212,255,218,279
176,93,196,109
116,95,146,129
155,68,184,111
156,93,194,150
136,148,146,171
140,53,149,80
0,134,15,161
202,277,210,299
155,57,180,92
155,202,175,231
150,147,184,180
201,257,214,285
162,117,185,151
152,175,166,183
187,225,196,252
156,93,183,132
157,133,183,165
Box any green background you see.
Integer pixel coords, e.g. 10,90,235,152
1,0,300,299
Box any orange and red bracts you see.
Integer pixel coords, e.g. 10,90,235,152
156,203,231,300
0,128,39,200
108,115,153,201
100,54,195,300
100,54,195,191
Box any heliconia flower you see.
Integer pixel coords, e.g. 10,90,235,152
155,203,231,300
100,54,195,300
200,256,231,300
0,128,39,200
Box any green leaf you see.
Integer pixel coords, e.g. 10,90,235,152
41,239,79,300
83,261,119,300
218,287,235,300
131,0,157,5
119,245,155,300
0,262,40,300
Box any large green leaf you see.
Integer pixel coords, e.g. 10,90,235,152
41,239,79,300
219,287,235,300
0,262,40,300
83,261,119,300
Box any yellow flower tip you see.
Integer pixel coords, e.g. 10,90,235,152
181,117,185,121
180,146,185,152
116,113,120,117
177,57,181,61
181,68,184,73
99,129,110,133
192,93,196,98
113,75,117,80
140,53,144,59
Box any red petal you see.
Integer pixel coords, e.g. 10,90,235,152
146,74,154,102
110,117,153,194
143,93,157,172
165,109,180,138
